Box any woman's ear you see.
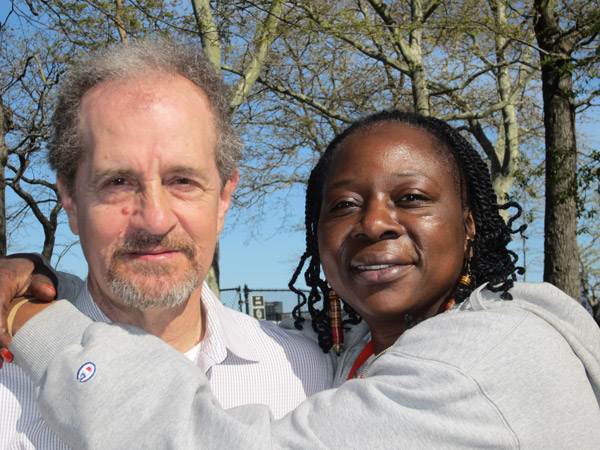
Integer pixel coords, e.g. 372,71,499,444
463,209,476,258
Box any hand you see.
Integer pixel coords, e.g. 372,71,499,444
0,255,57,353
0,296,57,368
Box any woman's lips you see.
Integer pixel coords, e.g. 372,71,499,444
355,263,396,270
351,259,413,284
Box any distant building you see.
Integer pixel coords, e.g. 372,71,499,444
265,301,283,322
249,295,304,323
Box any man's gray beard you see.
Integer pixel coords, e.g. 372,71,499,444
106,261,201,310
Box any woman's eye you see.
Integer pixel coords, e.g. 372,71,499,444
399,193,427,204
332,200,356,210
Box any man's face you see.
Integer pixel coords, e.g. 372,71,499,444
60,73,237,312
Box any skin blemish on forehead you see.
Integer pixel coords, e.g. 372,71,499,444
121,206,130,215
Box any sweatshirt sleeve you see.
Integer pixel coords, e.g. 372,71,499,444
9,308,525,449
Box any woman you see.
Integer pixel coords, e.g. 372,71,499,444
289,109,519,360
7,111,600,448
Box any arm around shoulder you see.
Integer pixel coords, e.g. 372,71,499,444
17,316,521,449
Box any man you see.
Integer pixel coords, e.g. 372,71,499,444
0,40,329,448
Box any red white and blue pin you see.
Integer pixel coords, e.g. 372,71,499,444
77,362,96,383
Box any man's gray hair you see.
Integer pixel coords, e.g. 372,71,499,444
49,39,242,192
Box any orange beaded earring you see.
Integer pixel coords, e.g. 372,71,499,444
459,259,472,287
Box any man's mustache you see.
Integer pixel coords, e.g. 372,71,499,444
111,232,196,261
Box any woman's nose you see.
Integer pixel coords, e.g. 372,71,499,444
354,200,402,241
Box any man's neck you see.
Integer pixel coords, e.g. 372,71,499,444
89,283,204,353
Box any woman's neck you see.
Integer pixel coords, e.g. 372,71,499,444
366,296,456,354
369,327,408,354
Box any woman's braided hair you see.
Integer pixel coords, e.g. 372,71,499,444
289,110,525,353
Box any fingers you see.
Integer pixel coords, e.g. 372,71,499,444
0,258,35,350
0,255,56,352
0,255,58,358
0,344,10,367
0,324,10,355
0,257,35,300
29,273,58,301
1,348,14,369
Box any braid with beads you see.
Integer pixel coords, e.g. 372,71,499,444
289,110,525,353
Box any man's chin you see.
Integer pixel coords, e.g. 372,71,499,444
116,259,182,277
106,268,201,310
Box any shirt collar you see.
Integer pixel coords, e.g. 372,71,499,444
200,282,261,363
74,281,112,324
77,279,260,364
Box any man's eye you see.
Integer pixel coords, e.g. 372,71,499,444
171,177,201,188
109,178,128,186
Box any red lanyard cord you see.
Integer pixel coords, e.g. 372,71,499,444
346,340,374,380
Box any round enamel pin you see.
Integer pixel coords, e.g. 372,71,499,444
77,362,96,383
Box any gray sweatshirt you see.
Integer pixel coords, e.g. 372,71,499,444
10,282,600,449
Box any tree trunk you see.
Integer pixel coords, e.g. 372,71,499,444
191,0,222,70
42,230,56,261
540,63,580,299
368,0,431,115
489,0,519,204
0,99,12,257
534,0,581,300
114,0,129,43
190,0,285,296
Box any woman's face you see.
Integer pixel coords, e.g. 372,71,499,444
317,122,475,335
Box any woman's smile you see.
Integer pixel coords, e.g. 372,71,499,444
351,263,413,283
350,250,415,284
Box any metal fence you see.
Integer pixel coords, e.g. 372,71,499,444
220,285,310,322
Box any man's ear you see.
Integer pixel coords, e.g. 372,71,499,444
57,177,80,236
217,169,239,234
463,209,476,259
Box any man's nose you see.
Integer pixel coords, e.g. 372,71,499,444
353,200,403,241
130,186,177,236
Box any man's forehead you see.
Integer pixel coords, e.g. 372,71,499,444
80,72,214,116
74,72,220,181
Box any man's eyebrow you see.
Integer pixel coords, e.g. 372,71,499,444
166,166,205,176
